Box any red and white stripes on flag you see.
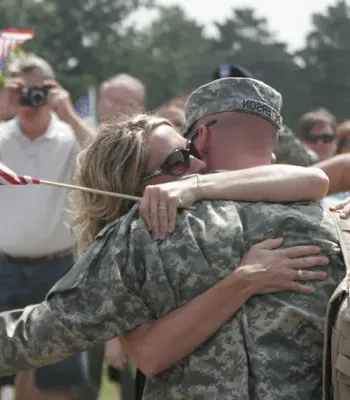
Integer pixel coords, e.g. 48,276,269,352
0,29,34,71
0,162,39,185
0,162,142,201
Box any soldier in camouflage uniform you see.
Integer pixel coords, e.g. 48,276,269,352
0,78,344,400
274,125,319,166
212,63,319,167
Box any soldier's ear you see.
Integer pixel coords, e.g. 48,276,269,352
271,153,276,164
195,125,210,155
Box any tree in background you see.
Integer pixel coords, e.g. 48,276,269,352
212,7,303,128
2,0,350,129
129,5,219,110
0,0,153,98
297,0,350,124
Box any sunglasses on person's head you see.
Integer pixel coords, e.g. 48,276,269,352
305,132,337,144
141,140,200,182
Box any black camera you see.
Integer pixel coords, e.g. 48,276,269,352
20,85,51,107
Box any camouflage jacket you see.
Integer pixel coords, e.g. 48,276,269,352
274,125,319,166
0,201,345,400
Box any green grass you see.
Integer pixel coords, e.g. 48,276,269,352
99,367,121,400
99,362,136,400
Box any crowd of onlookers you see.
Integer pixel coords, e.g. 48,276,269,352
1,52,350,400
294,108,350,208
0,52,189,400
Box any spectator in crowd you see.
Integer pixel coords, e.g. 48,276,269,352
154,104,185,131
212,64,254,80
167,95,189,110
0,54,94,400
299,108,338,161
308,118,350,210
274,125,319,166
336,120,350,154
90,72,148,400
98,73,146,123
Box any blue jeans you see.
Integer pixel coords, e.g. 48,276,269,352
0,253,88,389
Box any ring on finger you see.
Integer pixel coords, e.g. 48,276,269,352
158,206,168,210
296,269,304,280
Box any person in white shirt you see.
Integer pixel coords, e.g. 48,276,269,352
0,55,94,400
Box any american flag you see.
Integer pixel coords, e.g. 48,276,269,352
74,95,91,119
0,29,34,72
0,162,39,185
74,86,97,125
0,161,143,204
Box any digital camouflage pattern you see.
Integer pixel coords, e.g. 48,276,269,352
0,200,345,399
183,78,283,138
322,217,350,400
274,125,319,166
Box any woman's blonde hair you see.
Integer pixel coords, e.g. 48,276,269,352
71,114,173,252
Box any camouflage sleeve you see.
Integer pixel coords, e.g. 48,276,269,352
274,125,319,167
0,211,154,376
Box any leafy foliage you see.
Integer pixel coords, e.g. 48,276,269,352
1,0,350,128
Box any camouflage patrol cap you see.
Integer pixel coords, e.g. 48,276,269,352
183,77,283,138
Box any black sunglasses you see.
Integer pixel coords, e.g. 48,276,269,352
141,141,199,182
305,132,337,144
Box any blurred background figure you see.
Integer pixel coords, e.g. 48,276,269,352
298,108,338,161
88,71,148,400
98,74,146,123
336,120,350,154
154,104,185,131
212,64,254,80
316,118,350,209
274,125,319,167
167,95,190,110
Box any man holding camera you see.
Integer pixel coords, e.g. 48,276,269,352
0,55,94,400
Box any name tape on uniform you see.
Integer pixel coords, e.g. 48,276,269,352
241,99,282,127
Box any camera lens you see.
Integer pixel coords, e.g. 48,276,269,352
30,90,44,106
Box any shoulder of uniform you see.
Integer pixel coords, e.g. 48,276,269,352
95,205,141,240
